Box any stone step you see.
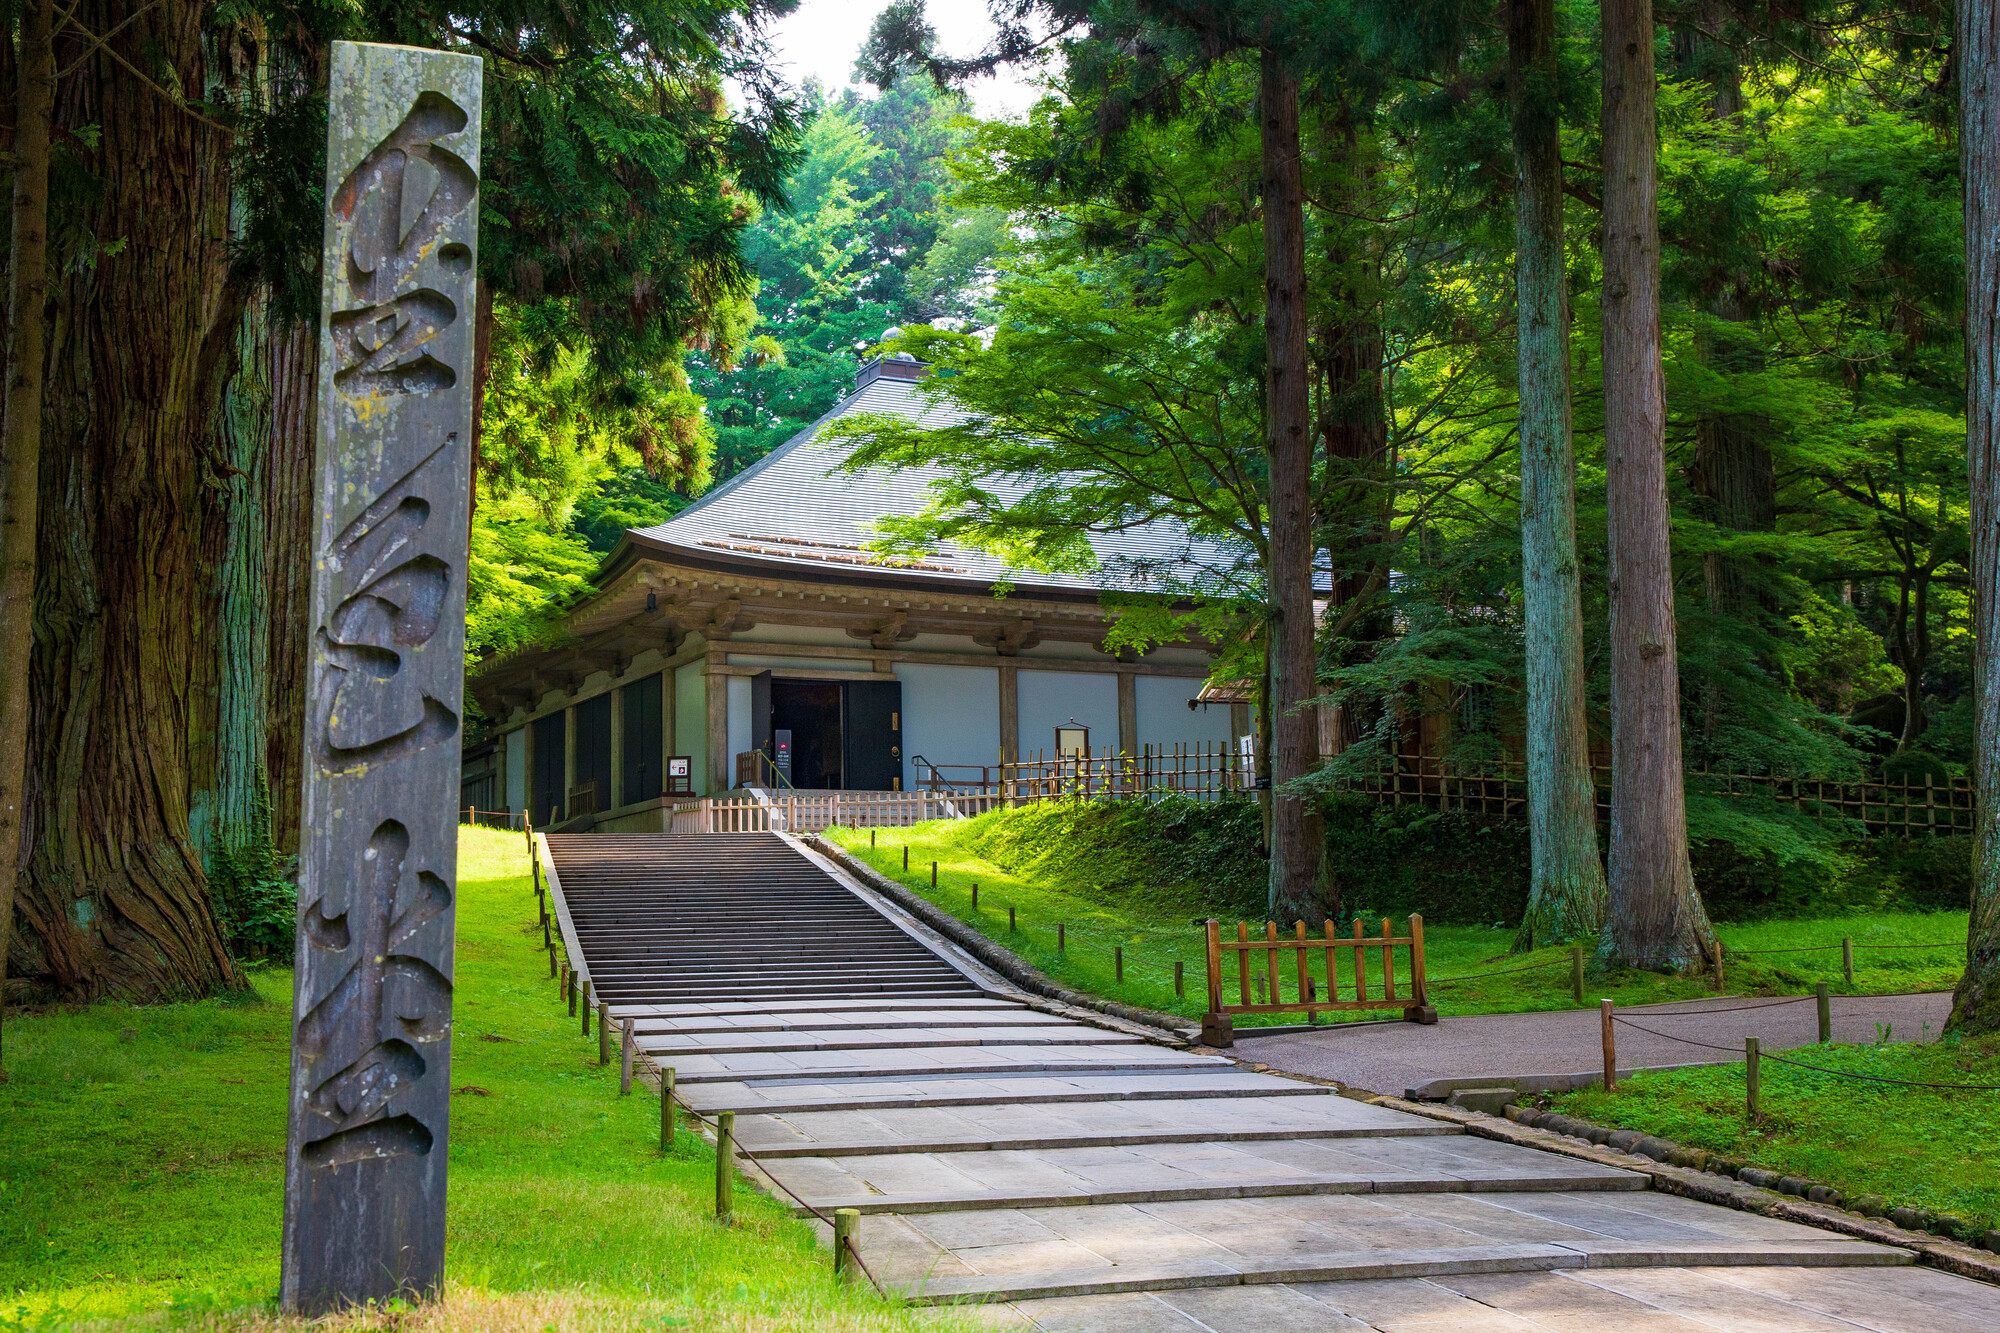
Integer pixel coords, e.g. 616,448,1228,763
886,1239,1912,1305
676,1071,1329,1116
667,1048,1226,1085
619,1009,1067,1036
733,1093,1457,1157
640,1026,1146,1057
760,1136,1645,1215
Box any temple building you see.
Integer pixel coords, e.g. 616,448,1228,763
461,355,1249,831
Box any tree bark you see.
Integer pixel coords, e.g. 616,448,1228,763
14,0,245,1002
1510,0,1606,951
1951,0,2000,1034
1599,0,1712,972
1259,49,1325,924
0,0,56,1061
263,323,317,863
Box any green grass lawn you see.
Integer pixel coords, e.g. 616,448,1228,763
826,820,1970,1029
0,827,959,1333
1547,1035,2000,1239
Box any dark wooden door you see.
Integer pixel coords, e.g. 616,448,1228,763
575,692,612,815
532,712,565,826
621,673,663,805
843,679,903,791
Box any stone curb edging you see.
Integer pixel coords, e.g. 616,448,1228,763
1367,1094,2000,1288
806,835,1197,1045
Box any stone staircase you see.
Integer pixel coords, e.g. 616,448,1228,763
543,832,1981,1332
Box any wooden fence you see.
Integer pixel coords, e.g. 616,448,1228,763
1201,915,1433,1042
911,742,1254,803
1347,754,1976,835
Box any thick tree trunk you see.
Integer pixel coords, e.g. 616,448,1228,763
0,0,56,1059
1259,50,1325,924
15,0,245,1001
1599,0,1712,972
263,324,317,863
1510,0,1606,951
1951,0,2000,1034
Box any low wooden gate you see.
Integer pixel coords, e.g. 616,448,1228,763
1201,916,1435,1045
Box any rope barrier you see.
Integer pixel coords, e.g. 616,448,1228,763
672,1096,891,1295
1610,1013,2000,1090
1614,995,1815,1017
1428,958,1567,984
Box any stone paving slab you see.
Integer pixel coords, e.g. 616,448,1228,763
844,1189,1913,1302
731,1094,1456,1156
1244,992,1956,1099
676,1070,1323,1115
996,1264,2000,1332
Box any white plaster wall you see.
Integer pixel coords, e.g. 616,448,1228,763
674,662,707,795
1136,676,1232,752
896,663,1001,789
504,729,526,811
1017,669,1119,759
727,674,753,777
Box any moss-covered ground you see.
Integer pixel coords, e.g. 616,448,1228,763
0,827,959,1333
1548,1036,2000,1240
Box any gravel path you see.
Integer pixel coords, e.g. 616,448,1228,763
1239,991,1955,1099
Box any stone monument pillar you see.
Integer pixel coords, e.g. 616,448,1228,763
280,40,482,1316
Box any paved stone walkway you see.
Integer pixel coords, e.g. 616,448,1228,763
550,833,2000,1331
1241,991,1954,1099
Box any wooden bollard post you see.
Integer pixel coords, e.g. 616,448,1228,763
870,829,876,848
1571,947,1585,1006
1600,999,1616,1091
931,860,938,889
582,981,592,1037
902,845,908,871
1058,923,1066,952
715,1111,736,1222
1115,946,1124,983
833,1208,861,1281
1842,936,1855,988
566,966,576,1015
1816,982,1831,1043
1711,938,1725,992
660,1067,676,1150
549,946,557,979
542,910,551,951
970,882,978,911
620,1017,635,1093
598,1002,611,1064
1175,960,1185,997
1008,904,1016,932
1745,1036,1761,1121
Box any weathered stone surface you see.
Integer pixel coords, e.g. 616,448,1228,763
280,39,481,1317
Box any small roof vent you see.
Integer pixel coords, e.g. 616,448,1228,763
855,354,932,392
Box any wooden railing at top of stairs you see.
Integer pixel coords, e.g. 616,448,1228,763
670,789,1008,834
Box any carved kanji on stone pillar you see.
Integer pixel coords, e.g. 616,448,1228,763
281,41,482,1316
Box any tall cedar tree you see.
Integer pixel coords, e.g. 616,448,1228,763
1599,0,1713,970
1508,0,1606,948
862,0,1329,921
0,0,56,1067
9,1,798,1003
1954,0,2000,1033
